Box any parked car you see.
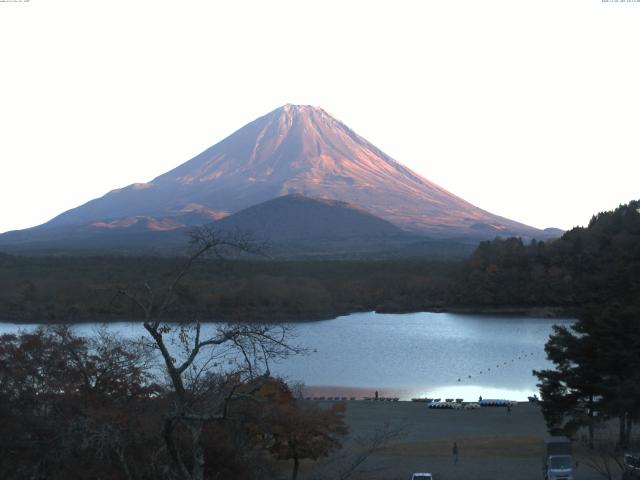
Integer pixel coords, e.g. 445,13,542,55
411,473,433,480
542,436,576,480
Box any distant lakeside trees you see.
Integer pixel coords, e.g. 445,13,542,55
1,201,638,325
0,255,459,323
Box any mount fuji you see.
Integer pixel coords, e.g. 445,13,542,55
0,104,555,254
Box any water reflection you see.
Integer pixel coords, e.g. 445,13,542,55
0,311,574,401
273,312,573,401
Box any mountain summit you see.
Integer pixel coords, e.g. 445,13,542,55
27,104,543,239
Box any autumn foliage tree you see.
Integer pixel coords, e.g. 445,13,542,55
235,377,348,480
0,327,160,479
270,402,348,480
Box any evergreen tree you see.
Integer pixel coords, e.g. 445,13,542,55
535,304,640,447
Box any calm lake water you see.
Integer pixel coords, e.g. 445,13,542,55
0,312,573,401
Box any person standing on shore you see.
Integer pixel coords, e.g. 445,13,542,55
375,390,379,401
452,441,459,464
507,403,511,415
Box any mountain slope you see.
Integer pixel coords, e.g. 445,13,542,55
38,104,546,239
214,194,405,242
0,194,479,259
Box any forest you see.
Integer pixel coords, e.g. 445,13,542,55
1,200,639,323
0,255,458,323
457,199,640,311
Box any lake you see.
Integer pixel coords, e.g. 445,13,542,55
0,311,573,401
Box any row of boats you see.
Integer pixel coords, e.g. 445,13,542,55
305,396,400,401
304,397,517,405
411,398,517,408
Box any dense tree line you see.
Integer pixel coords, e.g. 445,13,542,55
529,201,640,450
2,200,639,324
0,256,457,323
456,199,640,311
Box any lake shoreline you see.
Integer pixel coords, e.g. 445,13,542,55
1,311,569,402
0,304,576,324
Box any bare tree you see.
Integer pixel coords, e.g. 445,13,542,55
576,438,624,480
116,226,299,480
575,425,640,480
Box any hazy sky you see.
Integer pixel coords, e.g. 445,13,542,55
1,0,639,234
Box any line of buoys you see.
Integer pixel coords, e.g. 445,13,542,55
453,350,541,384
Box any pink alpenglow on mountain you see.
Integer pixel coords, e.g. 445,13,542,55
37,104,545,239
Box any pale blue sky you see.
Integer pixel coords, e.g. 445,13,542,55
1,0,639,233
